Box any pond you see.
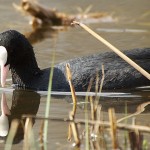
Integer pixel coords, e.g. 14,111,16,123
0,0,150,149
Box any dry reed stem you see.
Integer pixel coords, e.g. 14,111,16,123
95,70,100,93
129,130,143,150
22,115,150,133
92,105,102,150
69,112,80,147
108,108,118,149
90,140,95,150
94,65,105,111
72,21,150,80
90,65,104,135
94,105,101,134
5,119,19,150
66,63,79,144
99,65,105,93
66,63,77,116
90,96,95,121
84,77,94,149
67,124,72,141
117,101,150,123
39,120,44,150
23,117,34,150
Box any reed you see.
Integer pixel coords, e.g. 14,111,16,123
108,108,118,149
66,63,80,146
72,21,150,80
43,38,56,149
4,119,19,150
23,117,36,150
22,114,150,133
85,77,94,150
66,63,77,116
69,112,80,146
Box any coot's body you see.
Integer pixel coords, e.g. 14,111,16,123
0,30,149,91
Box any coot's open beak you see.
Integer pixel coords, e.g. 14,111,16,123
0,46,9,87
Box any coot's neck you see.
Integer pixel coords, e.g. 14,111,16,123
11,55,42,88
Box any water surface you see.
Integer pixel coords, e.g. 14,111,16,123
0,0,150,149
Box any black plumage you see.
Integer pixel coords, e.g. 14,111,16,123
0,30,150,91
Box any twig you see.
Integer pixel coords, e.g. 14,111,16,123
72,21,150,80
69,112,80,147
66,63,77,116
22,115,150,133
117,101,150,123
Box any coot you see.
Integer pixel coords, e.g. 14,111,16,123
0,30,150,91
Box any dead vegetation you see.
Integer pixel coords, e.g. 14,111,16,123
13,0,116,29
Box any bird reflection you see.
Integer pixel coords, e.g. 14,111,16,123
0,93,10,137
0,89,40,144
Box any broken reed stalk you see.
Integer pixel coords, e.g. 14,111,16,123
99,64,105,93
85,77,94,150
66,63,79,144
69,112,80,146
72,21,150,80
94,65,105,111
90,96,95,121
90,65,104,134
66,63,77,116
108,108,118,149
23,118,36,150
22,114,150,133
129,131,143,150
67,124,72,141
94,105,102,134
4,119,19,150
24,118,30,150
117,101,150,123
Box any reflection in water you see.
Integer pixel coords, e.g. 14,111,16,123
25,26,68,44
0,93,10,137
72,88,150,114
0,89,40,144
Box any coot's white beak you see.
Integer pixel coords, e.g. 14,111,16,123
0,46,9,87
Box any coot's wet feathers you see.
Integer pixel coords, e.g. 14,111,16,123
0,30,149,91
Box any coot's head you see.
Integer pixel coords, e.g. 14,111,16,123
0,30,35,87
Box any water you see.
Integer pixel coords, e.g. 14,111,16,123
0,0,150,149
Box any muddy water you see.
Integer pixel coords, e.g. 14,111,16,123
0,0,150,149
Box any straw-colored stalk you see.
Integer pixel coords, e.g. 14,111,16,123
22,114,150,133
23,117,36,150
72,21,150,80
66,63,78,142
66,63,77,116
85,77,94,150
67,124,72,141
69,112,80,147
94,65,105,112
108,108,118,149
5,119,19,150
117,101,150,123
